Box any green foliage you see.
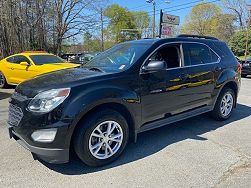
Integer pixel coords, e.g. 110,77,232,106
83,32,102,52
228,30,251,56
213,14,236,41
182,3,221,35
181,3,236,41
131,11,150,36
104,4,149,43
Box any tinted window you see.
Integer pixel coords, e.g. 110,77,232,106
183,43,219,66
83,43,150,72
6,55,30,64
29,55,65,65
149,45,181,69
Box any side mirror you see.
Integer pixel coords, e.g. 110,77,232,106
142,61,166,73
20,61,29,66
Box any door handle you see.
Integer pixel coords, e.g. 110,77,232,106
179,74,188,80
11,68,14,70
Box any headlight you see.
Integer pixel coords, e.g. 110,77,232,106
27,88,70,113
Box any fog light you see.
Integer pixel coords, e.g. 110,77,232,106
31,128,57,143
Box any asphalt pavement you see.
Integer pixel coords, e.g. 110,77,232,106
0,79,251,188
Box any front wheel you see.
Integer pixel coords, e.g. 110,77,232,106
74,109,129,167
211,87,235,121
0,71,8,88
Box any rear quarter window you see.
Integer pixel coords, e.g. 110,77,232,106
183,43,219,66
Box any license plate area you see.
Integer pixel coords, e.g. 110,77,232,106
8,103,24,127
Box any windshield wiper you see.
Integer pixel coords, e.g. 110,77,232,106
88,67,104,72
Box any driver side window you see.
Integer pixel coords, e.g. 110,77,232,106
7,55,30,64
149,44,181,69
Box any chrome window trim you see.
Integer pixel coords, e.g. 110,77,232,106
140,41,221,73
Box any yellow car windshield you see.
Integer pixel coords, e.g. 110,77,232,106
29,55,66,65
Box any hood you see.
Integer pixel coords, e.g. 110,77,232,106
16,68,107,97
39,63,80,72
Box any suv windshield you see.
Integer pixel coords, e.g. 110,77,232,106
83,42,150,72
29,55,66,65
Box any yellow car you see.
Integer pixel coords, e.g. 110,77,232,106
0,51,80,88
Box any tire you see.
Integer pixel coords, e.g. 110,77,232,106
74,109,129,167
0,71,8,88
241,74,247,78
211,87,235,121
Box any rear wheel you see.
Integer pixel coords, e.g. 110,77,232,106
211,87,235,121
0,71,8,88
74,109,129,167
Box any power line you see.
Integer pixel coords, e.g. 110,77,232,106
82,0,203,21
147,0,221,17
80,0,221,26
165,0,221,13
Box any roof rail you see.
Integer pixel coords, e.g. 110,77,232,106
177,34,219,41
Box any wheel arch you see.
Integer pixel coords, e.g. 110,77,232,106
217,81,239,108
69,102,136,153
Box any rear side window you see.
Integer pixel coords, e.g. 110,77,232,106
29,55,65,65
183,43,219,66
6,55,30,64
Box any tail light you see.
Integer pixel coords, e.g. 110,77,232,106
237,62,242,74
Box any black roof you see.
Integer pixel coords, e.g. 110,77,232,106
126,35,222,47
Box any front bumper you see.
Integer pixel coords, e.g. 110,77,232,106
8,125,69,164
242,66,251,75
242,69,251,75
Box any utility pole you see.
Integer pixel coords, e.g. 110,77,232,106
146,0,156,38
153,1,156,38
101,8,104,52
159,9,163,38
245,5,251,61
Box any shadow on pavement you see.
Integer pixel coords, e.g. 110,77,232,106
41,103,251,175
0,91,12,100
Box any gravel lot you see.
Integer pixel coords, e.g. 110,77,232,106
0,79,251,188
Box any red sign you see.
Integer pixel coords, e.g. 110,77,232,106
161,26,173,36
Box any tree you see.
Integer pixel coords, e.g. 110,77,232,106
0,0,102,58
211,14,236,41
104,4,138,43
53,0,99,53
131,11,150,38
181,3,236,41
222,0,247,30
83,32,101,52
182,3,221,35
228,30,251,56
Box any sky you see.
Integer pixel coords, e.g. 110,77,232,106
108,0,221,25
74,0,251,44
108,0,251,24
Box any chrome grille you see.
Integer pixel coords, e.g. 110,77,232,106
8,104,23,126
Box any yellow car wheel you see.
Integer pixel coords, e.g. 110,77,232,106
0,71,8,88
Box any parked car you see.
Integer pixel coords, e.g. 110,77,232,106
79,52,100,64
0,51,80,88
59,53,83,64
7,35,241,167
236,56,251,77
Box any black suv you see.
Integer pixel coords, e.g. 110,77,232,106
7,35,241,167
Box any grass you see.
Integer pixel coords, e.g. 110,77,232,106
238,55,251,60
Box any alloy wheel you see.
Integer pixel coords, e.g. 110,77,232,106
88,121,123,160
220,92,234,117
